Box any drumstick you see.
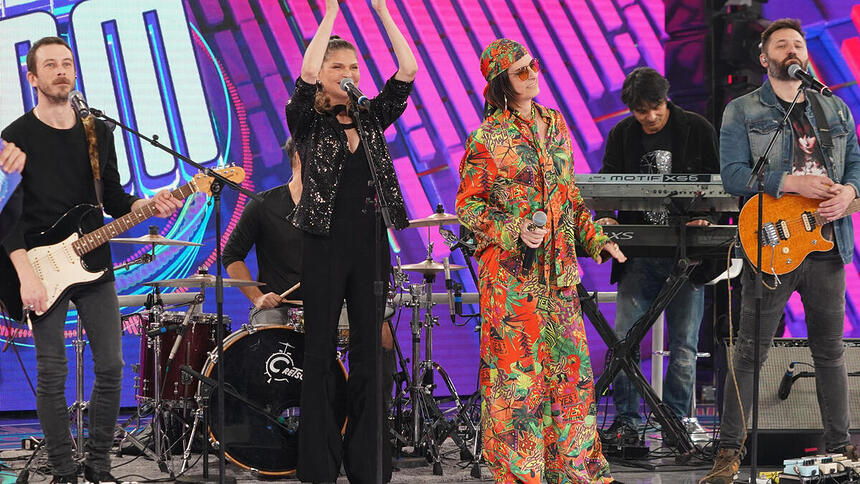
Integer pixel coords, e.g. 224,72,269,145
279,282,301,299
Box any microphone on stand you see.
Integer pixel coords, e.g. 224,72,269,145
444,257,455,322
166,308,197,366
454,285,463,318
522,210,547,272
146,323,184,338
788,64,833,97
68,90,91,118
778,362,798,400
339,78,371,108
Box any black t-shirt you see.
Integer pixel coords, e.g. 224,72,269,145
778,99,829,176
222,184,303,298
641,123,673,166
1,111,138,278
778,98,840,259
640,117,674,224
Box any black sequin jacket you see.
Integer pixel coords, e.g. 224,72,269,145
285,76,413,235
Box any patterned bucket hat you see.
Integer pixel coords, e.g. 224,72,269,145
480,38,528,83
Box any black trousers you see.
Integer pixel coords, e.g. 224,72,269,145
297,211,391,483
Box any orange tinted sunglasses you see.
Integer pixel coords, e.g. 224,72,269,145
510,58,540,81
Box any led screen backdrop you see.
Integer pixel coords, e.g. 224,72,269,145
0,0,859,411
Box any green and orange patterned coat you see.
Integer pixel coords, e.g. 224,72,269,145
456,102,614,483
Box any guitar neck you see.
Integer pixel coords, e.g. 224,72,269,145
813,197,860,226
71,182,195,257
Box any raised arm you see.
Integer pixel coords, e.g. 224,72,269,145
300,0,339,84
372,0,417,82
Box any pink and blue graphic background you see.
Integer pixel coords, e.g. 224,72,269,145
1,0,860,410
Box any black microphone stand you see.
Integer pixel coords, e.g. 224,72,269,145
742,83,804,481
89,106,261,484
349,99,393,484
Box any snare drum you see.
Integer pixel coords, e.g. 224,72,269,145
248,305,305,333
138,311,230,401
336,301,397,347
200,325,346,477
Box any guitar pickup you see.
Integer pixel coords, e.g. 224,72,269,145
775,219,790,240
801,211,816,231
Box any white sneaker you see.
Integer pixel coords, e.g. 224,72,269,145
683,416,710,443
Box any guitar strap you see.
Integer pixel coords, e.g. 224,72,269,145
81,115,103,207
807,93,836,177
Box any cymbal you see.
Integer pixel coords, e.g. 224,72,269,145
401,259,465,274
111,234,202,247
407,212,459,228
143,274,263,289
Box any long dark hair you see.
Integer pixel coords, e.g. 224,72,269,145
314,36,358,113
483,72,518,118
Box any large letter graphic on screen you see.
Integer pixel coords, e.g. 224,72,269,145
0,12,58,131
71,0,217,189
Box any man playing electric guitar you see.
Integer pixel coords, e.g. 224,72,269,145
703,19,860,484
0,37,182,483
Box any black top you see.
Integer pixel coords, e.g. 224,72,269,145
285,76,413,235
597,101,720,283
1,111,138,278
222,184,303,297
332,141,374,219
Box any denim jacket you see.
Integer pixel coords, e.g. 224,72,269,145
720,80,860,264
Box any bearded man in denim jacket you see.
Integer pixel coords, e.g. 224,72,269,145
704,18,860,484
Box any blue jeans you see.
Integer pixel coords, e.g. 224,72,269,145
612,257,704,424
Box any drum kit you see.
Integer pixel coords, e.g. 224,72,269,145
56,207,481,478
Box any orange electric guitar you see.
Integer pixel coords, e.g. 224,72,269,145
738,192,860,275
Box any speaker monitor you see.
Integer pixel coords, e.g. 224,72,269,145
724,338,860,464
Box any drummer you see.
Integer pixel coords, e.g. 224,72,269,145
223,138,394,348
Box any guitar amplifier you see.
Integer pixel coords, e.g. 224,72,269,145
722,338,860,464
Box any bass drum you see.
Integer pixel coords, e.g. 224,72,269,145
200,325,347,476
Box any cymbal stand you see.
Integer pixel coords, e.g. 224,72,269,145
132,289,173,474
403,270,475,475
69,315,87,459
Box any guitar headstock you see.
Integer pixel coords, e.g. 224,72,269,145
193,166,246,196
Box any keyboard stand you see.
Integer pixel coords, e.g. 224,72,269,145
579,223,701,460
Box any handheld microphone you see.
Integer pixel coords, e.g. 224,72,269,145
522,210,547,272
788,64,833,97
68,90,90,118
146,324,183,338
444,257,455,322
778,362,797,400
339,78,371,108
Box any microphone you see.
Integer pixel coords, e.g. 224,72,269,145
339,78,370,108
444,257,455,322
68,90,91,118
522,210,547,272
146,324,184,338
788,64,833,97
454,285,463,318
778,362,797,400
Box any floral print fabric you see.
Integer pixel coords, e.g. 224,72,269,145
456,103,612,482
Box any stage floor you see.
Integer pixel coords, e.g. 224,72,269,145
0,447,783,483
0,407,773,484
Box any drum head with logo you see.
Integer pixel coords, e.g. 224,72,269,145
201,326,346,476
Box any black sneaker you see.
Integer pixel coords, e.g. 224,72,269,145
83,465,118,484
50,474,78,484
601,419,642,447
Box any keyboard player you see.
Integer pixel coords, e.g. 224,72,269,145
594,67,720,447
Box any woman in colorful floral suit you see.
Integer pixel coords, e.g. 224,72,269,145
455,39,626,483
